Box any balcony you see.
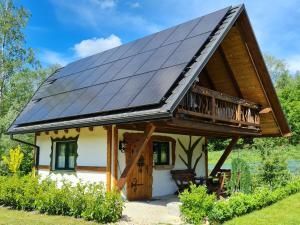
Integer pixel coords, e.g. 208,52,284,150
177,86,261,130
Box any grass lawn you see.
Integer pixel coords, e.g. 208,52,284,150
224,192,300,225
0,207,99,225
208,145,300,164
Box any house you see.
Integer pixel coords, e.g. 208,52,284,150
8,4,290,200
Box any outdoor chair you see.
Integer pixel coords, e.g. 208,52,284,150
170,169,204,193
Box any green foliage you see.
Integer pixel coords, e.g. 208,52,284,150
258,148,291,189
179,185,216,224
2,145,23,173
227,158,252,194
0,175,124,223
208,178,300,224
178,136,203,171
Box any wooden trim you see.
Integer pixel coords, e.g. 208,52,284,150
260,107,272,114
236,11,291,136
76,166,106,172
150,135,176,166
192,86,259,109
177,109,260,127
117,123,155,190
38,165,50,170
106,126,112,192
113,126,118,187
210,137,239,177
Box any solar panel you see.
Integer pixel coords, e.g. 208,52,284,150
163,32,211,68
113,50,154,80
188,7,230,38
103,72,155,111
136,42,180,74
142,27,177,52
162,17,201,46
129,64,186,107
121,34,155,58
80,78,129,115
12,6,231,126
60,84,106,118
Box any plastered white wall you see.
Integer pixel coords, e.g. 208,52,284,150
36,127,107,185
36,126,206,197
117,130,206,197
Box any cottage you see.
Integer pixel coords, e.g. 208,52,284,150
8,4,290,200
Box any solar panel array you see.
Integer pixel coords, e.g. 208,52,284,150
14,7,230,125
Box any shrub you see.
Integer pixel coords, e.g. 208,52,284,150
227,158,252,194
0,175,124,223
179,185,215,224
209,178,300,224
35,180,71,215
2,146,24,174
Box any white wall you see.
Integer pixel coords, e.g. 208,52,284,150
36,127,107,186
36,126,206,197
117,130,206,197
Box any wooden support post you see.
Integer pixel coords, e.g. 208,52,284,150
113,126,118,187
211,96,216,122
117,123,155,191
237,104,241,127
106,126,112,192
204,137,208,178
210,136,239,177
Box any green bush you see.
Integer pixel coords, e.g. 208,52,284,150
179,185,216,224
180,179,300,224
0,175,124,223
209,178,300,224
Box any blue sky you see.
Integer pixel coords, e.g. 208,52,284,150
22,0,300,73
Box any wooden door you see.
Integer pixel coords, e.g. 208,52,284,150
124,133,153,201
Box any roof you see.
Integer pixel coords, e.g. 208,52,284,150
8,5,291,136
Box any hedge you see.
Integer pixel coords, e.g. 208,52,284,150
0,175,124,223
180,178,300,224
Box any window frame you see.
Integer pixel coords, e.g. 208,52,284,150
50,135,79,171
150,135,176,169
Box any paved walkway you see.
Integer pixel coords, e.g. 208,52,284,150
116,195,183,225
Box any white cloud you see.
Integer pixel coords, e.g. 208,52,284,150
74,34,122,58
286,55,300,74
91,0,117,9
130,2,141,8
50,0,160,34
39,49,71,66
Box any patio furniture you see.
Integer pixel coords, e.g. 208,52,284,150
170,169,204,193
207,169,231,198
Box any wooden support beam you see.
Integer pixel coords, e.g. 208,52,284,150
203,68,216,90
210,136,240,177
117,123,155,191
219,46,243,98
106,126,112,192
64,129,68,134
45,131,49,135
76,128,80,133
204,137,208,178
113,126,118,187
54,130,58,134
89,127,94,132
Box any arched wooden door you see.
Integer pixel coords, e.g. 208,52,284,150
124,133,153,201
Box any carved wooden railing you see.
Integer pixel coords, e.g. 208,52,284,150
177,86,261,129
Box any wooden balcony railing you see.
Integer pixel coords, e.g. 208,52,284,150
177,86,261,129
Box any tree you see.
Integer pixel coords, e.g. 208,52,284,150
0,0,37,115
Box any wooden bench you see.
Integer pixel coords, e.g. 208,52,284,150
170,169,204,193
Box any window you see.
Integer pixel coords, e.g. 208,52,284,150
55,141,77,170
153,141,170,165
